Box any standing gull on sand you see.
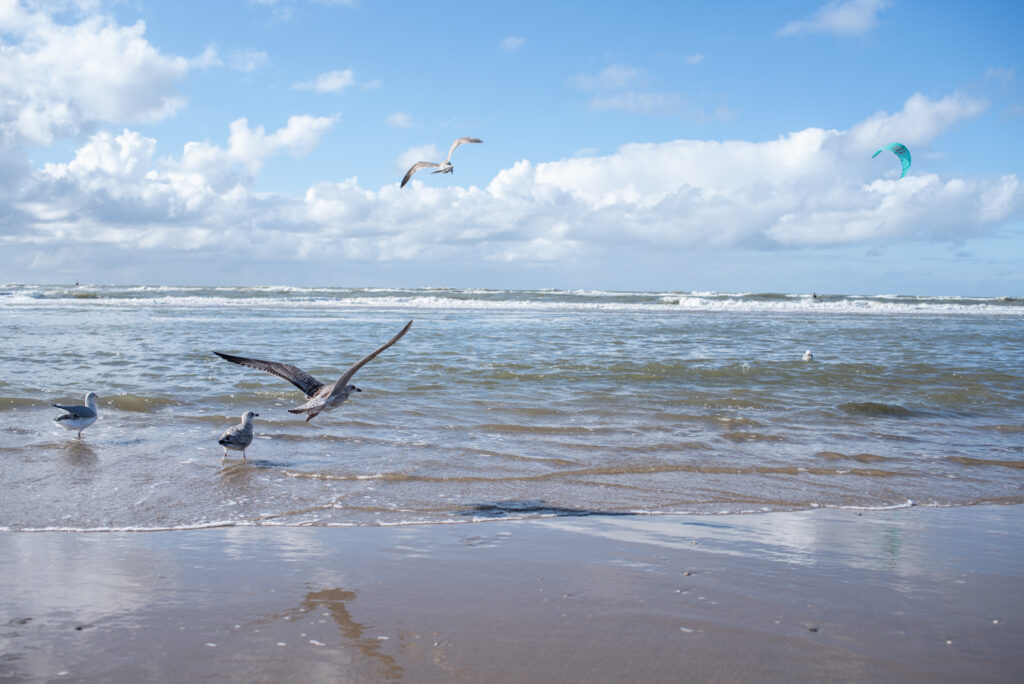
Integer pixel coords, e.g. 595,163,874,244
219,411,258,459
51,392,98,438
401,138,482,187
214,320,413,422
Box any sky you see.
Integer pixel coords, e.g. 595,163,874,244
1,0,1022,295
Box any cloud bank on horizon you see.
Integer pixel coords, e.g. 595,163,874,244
0,0,1021,292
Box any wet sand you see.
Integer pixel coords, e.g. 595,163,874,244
2,505,1022,683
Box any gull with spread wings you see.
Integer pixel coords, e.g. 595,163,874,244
213,321,412,422
401,137,482,188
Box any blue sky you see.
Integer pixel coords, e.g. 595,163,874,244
1,0,1022,294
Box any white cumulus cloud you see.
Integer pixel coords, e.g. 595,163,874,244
292,69,355,93
0,2,194,146
4,91,1021,275
847,92,988,149
778,0,889,37
32,115,338,222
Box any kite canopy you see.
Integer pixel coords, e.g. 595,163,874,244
872,142,911,178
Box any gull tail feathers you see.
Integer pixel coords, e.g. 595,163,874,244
287,401,323,422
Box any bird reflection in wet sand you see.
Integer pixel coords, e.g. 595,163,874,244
60,439,99,465
270,587,403,680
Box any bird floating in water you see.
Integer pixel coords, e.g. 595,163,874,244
401,137,482,187
219,411,258,459
214,320,413,422
52,392,98,438
802,350,814,362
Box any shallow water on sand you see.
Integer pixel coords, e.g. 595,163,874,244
1,284,1022,530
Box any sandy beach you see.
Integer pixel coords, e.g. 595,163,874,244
2,505,1021,683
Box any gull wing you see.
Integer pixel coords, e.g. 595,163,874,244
401,161,440,188
326,320,413,401
213,351,324,398
218,423,251,447
444,137,482,163
51,403,97,419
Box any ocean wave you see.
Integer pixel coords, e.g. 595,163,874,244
106,393,182,412
10,520,246,533
838,402,917,418
0,397,44,411
830,499,917,511
10,500,1018,533
2,286,1022,316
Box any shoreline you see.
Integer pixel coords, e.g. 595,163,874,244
1,499,926,534
2,505,1022,682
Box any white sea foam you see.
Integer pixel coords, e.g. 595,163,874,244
0,500,969,533
833,499,918,511
1,286,1021,316
13,520,245,533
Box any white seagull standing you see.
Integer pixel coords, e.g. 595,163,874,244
52,391,98,438
213,320,413,422
219,411,258,459
401,137,482,187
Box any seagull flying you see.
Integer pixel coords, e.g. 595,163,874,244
219,411,258,459
52,391,98,438
401,137,482,187
213,320,413,422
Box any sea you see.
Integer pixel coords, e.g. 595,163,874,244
1,284,1022,531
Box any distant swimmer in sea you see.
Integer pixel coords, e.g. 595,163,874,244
401,137,482,188
214,320,413,422
52,391,98,438
812,293,818,300
219,411,258,459
803,350,814,362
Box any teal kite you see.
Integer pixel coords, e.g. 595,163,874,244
873,142,911,178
